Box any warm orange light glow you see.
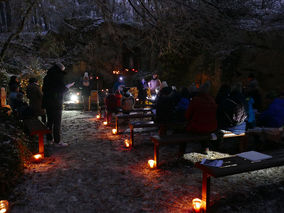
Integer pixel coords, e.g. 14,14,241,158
148,160,156,168
96,114,101,119
103,121,108,125
192,198,202,211
112,129,117,134
33,153,43,160
0,200,9,213
124,139,130,148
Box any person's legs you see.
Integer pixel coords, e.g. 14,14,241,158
53,109,62,143
46,108,54,141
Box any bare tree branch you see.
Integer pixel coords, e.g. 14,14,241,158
0,0,37,61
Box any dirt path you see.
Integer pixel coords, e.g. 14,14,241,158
10,111,284,213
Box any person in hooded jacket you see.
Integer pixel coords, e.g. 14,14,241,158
26,77,46,123
42,63,74,146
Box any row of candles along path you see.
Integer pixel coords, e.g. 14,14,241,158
96,113,206,213
0,198,204,213
96,114,156,168
0,113,205,213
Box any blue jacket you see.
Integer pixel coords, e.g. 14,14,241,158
259,98,284,127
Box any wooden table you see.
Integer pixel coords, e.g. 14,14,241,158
195,150,284,212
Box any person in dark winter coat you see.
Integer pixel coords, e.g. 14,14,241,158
215,84,231,105
186,82,217,134
216,83,247,134
258,92,284,128
42,63,74,146
26,78,46,122
136,78,148,105
8,75,22,94
175,87,190,122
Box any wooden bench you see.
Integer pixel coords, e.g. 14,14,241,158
129,121,158,147
118,107,153,113
115,112,154,133
150,132,247,168
151,133,212,168
23,118,50,154
195,150,284,212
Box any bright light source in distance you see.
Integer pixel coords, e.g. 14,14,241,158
70,94,79,103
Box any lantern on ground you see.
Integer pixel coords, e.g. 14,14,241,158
112,128,117,135
148,159,156,168
103,121,108,126
0,200,9,213
124,139,131,148
192,198,203,212
32,153,44,162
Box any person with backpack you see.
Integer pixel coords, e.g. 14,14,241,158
121,87,135,114
216,83,247,135
26,77,46,123
105,93,118,124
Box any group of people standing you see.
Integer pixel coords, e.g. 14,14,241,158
7,63,75,147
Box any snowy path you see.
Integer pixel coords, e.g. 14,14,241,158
10,111,284,213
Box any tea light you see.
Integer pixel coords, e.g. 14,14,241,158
103,121,108,125
112,128,117,135
148,159,156,168
124,139,131,148
96,114,100,119
32,153,44,162
192,198,202,212
0,200,8,213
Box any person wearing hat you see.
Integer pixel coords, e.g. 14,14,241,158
42,62,74,146
26,77,46,123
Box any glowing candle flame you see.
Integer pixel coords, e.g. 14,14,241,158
125,139,130,148
148,160,156,168
33,154,43,160
103,121,107,125
192,198,202,211
96,115,100,119
0,200,9,213
112,129,117,134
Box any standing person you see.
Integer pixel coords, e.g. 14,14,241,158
26,77,46,123
136,78,148,105
8,75,22,94
148,74,161,96
42,63,74,147
113,76,125,93
81,72,91,111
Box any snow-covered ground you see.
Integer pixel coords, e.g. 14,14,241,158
10,110,284,212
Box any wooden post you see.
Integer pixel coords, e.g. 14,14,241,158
88,96,91,111
1,87,6,106
38,133,44,154
130,125,134,147
115,116,118,133
154,143,159,168
202,172,211,213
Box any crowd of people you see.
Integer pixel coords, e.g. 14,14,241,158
7,62,75,147
4,68,284,150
